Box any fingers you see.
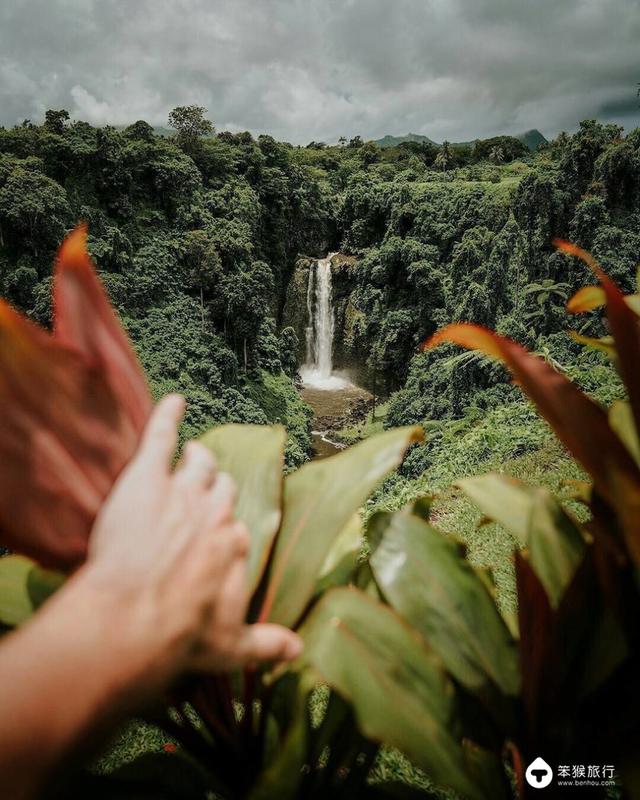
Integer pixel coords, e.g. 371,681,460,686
176,441,217,489
203,472,237,529
136,394,185,470
235,624,303,665
191,521,249,587
211,521,250,563
210,539,250,629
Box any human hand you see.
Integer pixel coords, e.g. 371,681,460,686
0,396,304,799
84,394,302,688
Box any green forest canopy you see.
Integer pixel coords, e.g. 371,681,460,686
0,109,638,471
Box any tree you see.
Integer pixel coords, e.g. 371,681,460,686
559,119,623,195
279,327,299,377
512,173,562,284
434,141,453,172
489,145,505,164
569,195,610,249
338,136,347,147
124,120,155,142
43,109,69,135
375,309,416,384
473,135,527,163
168,105,214,152
183,230,222,331
594,140,640,206
360,141,380,167
151,148,202,216
3,262,38,310
220,261,273,370
0,167,69,256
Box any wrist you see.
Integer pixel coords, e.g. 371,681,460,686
49,564,192,705
0,562,189,796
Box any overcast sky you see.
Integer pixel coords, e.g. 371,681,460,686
1,0,638,144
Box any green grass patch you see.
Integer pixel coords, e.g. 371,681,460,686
335,400,390,445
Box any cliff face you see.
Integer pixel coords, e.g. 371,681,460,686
282,256,312,363
330,254,368,377
282,253,368,380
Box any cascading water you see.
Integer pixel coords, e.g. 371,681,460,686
300,254,351,390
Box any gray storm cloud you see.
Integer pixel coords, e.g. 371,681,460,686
0,0,638,143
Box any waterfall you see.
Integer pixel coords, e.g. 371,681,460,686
301,254,351,390
311,255,335,378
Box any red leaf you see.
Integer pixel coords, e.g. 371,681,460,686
516,547,611,756
0,226,151,569
566,285,606,314
425,323,640,564
54,225,152,432
556,239,640,444
515,551,552,739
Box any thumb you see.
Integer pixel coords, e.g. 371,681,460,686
235,624,303,666
135,394,185,471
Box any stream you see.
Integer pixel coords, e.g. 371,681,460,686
302,382,371,458
299,254,371,459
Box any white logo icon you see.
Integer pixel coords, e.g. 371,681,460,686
526,757,553,789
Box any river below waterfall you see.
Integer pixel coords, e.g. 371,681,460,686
302,382,372,459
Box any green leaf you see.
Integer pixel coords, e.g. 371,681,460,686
200,423,286,591
457,474,585,607
462,739,513,800
609,400,640,467
0,556,64,627
294,586,485,800
568,331,616,357
250,670,316,800
0,556,35,626
315,513,363,595
370,511,520,701
259,426,422,627
28,564,65,608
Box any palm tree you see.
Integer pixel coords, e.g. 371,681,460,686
489,146,505,165
434,141,452,172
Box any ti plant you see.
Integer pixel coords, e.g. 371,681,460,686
1,229,639,800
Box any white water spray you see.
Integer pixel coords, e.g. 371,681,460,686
301,254,351,390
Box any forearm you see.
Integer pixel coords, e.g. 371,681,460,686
0,567,173,799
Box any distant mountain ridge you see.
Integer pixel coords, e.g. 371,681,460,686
374,132,439,148
373,129,547,152
515,129,548,151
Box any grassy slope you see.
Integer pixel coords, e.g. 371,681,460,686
342,399,583,613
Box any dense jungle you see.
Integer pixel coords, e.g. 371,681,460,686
1,111,637,472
